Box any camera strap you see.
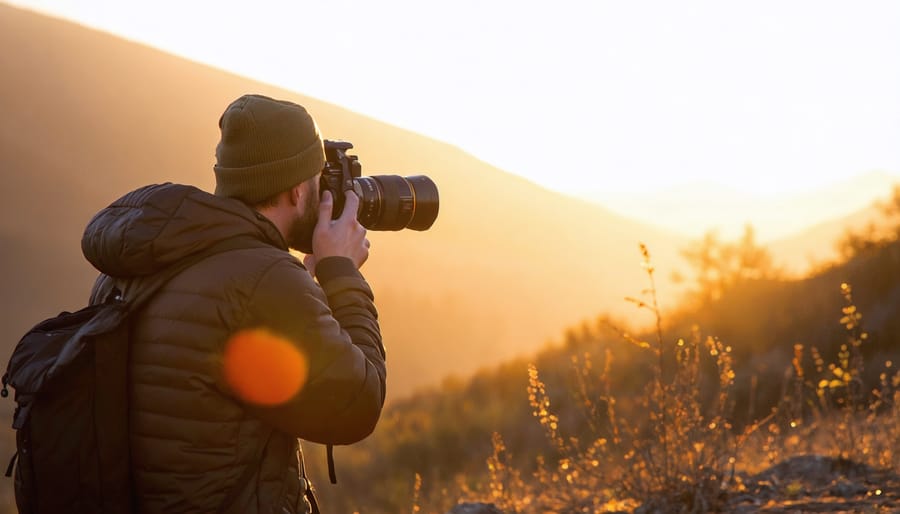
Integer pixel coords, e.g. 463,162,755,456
327,444,337,484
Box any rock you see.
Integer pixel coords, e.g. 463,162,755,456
446,502,505,514
830,477,868,498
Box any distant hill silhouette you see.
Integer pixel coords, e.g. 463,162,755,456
585,171,900,248
0,4,689,397
768,199,886,275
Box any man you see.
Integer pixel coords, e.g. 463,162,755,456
83,94,386,513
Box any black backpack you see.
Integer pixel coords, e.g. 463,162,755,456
2,238,260,514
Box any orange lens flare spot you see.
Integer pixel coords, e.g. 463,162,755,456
223,329,308,406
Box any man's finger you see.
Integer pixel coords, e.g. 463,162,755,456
340,191,360,222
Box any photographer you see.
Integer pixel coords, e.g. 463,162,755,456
84,94,386,513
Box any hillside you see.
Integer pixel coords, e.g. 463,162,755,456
0,4,689,398
308,233,900,513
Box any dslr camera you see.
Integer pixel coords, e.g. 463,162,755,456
320,140,439,231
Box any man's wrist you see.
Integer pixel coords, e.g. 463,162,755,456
314,256,360,284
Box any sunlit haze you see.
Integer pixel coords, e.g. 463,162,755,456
5,0,900,239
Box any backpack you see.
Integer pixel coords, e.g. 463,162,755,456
2,237,261,514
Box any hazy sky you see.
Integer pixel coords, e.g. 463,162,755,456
5,0,900,202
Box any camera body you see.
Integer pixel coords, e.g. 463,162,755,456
320,140,439,231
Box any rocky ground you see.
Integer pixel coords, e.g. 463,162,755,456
727,455,899,513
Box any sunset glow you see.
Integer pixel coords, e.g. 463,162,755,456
5,0,899,205
4,0,898,244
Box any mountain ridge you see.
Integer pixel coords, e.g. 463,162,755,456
585,170,899,243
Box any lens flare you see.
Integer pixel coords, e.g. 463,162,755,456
223,328,308,406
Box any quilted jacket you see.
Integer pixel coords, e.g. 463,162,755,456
83,183,386,513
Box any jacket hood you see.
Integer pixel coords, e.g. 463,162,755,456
82,183,286,278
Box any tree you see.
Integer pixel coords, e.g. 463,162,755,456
677,224,776,303
836,184,900,261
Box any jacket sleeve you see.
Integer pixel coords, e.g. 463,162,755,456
237,255,386,444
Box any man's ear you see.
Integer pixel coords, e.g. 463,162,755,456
288,183,303,206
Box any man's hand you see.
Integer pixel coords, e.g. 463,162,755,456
305,190,370,274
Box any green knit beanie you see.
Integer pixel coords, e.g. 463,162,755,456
214,94,325,204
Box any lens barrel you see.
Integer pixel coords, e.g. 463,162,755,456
354,175,439,231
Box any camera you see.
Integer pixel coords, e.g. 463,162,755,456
320,140,439,231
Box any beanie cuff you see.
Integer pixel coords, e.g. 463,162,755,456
214,141,325,204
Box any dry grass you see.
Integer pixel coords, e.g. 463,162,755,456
468,245,900,514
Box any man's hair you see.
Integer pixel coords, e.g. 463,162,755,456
251,175,318,211
252,191,284,210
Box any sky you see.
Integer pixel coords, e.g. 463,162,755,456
5,0,900,233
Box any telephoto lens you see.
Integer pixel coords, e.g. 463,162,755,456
353,175,439,231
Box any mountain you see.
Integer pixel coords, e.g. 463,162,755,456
584,171,900,245
582,172,900,279
0,4,689,398
768,200,887,275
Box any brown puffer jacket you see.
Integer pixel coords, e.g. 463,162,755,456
82,183,386,514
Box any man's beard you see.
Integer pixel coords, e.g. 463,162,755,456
286,192,318,254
